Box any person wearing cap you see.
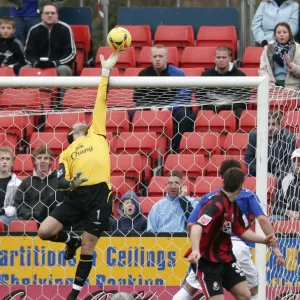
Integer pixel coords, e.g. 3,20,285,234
110,191,147,233
272,148,300,220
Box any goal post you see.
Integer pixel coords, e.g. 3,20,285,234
0,75,270,299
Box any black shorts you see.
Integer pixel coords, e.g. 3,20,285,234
50,182,112,237
195,258,247,298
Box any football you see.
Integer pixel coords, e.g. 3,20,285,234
107,27,132,52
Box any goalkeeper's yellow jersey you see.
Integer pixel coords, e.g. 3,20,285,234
59,76,111,189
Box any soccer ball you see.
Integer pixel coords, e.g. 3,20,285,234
107,27,132,52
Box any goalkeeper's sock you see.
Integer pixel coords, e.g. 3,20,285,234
68,254,93,297
48,231,78,245
173,287,193,300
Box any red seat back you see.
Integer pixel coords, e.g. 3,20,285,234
181,47,216,68
242,47,264,68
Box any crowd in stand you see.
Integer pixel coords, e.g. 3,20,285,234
0,0,300,235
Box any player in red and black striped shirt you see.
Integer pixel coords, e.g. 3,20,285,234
188,168,276,300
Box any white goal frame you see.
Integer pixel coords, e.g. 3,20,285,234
0,76,269,299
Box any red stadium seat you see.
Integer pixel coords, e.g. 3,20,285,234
181,47,216,68
80,68,119,76
222,133,249,155
70,25,91,74
107,88,135,108
85,111,130,134
238,110,257,133
110,153,143,183
195,110,236,133
193,176,222,198
115,132,166,182
163,154,205,181
196,26,237,58
154,25,194,61
132,110,173,139
138,46,179,68
115,25,152,61
19,68,57,76
180,132,221,158
269,89,300,111
1,88,52,110
139,197,161,216
106,110,130,134
283,111,300,133
242,47,264,68
238,68,259,76
44,112,85,133
13,154,34,176
29,132,68,155
206,154,247,176
123,68,144,76
9,220,39,232
148,176,191,197
63,88,97,109
181,68,205,76
0,221,5,231
0,68,15,76
110,176,137,199
95,47,136,72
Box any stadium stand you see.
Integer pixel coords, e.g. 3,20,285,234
9,220,39,233
196,26,237,58
81,68,120,76
0,68,15,76
242,46,264,68
19,68,57,77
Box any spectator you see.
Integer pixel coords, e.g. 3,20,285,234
259,22,300,89
133,44,194,152
9,0,41,45
272,148,300,220
245,110,296,177
112,293,134,300
0,17,25,75
147,170,198,233
111,191,147,233
15,146,57,223
200,46,247,118
24,3,75,76
252,0,299,46
0,147,22,228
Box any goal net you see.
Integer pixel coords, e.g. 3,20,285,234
0,75,298,300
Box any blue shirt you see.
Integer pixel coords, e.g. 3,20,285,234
147,193,198,233
188,188,266,247
10,0,39,17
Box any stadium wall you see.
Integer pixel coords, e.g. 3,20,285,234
0,236,299,299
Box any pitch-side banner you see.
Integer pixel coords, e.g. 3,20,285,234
0,237,298,299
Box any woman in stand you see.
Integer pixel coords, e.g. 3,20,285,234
259,22,300,89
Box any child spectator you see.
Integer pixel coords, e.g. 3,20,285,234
111,191,147,233
252,0,299,46
0,17,25,75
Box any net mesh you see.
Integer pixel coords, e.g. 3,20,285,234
0,82,299,299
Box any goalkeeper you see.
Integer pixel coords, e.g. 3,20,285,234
38,52,120,300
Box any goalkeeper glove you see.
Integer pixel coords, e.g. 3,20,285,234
100,52,120,77
69,171,88,189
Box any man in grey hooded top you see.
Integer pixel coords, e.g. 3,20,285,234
111,191,147,233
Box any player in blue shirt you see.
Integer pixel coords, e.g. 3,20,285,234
172,160,284,300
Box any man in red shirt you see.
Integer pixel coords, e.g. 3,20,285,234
188,167,276,300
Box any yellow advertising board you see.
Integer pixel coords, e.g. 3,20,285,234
0,236,191,287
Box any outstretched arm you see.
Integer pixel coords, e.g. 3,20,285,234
89,52,120,136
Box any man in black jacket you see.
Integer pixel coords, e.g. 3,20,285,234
0,17,25,75
15,146,58,223
23,3,75,76
245,110,296,177
199,46,247,118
